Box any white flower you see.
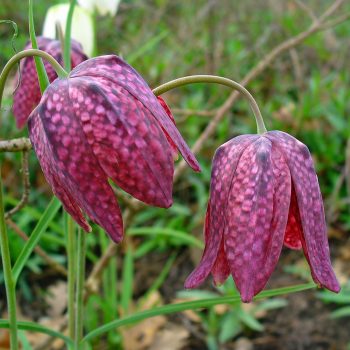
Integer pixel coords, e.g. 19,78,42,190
42,4,95,56
77,0,120,16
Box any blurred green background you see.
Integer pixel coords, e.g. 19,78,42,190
0,1,350,349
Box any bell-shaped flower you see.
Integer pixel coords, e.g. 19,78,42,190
42,4,95,56
28,55,200,243
13,36,87,128
77,0,120,16
185,131,340,302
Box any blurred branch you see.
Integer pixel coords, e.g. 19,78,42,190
5,150,30,219
294,0,317,22
0,137,32,152
171,108,217,117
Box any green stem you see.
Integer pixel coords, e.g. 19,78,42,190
153,75,267,134
65,213,76,347
28,0,50,92
74,228,86,350
64,0,77,71
0,49,68,108
0,164,18,350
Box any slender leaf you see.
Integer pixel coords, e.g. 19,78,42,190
82,283,315,343
0,320,73,346
12,197,61,282
128,227,203,248
28,0,50,91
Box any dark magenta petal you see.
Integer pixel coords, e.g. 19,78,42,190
28,79,123,243
185,135,258,289
284,185,303,250
13,37,87,128
70,55,200,172
266,131,340,293
28,109,91,232
224,138,291,302
156,96,178,159
68,76,174,208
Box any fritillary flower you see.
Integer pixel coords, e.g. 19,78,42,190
28,55,200,243
185,131,340,302
13,36,87,128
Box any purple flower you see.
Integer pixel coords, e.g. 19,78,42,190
185,131,340,302
13,36,87,128
28,55,200,243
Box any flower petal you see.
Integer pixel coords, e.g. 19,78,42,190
68,76,174,208
266,131,340,293
284,185,303,250
70,55,200,172
185,135,258,289
29,78,123,243
28,109,91,232
157,96,178,159
224,138,291,302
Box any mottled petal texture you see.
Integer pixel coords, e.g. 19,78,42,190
28,54,200,242
266,131,340,293
186,130,339,302
29,79,123,242
70,55,200,172
185,134,258,289
68,76,174,208
13,37,87,128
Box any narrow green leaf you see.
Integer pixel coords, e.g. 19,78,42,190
0,320,73,346
121,246,133,314
64,0,77,71
82,283,315,343
128,227,204,248
28,0,50,92
331,306,350,319
239,310,264,331
12,197,61,282
127,31,168,64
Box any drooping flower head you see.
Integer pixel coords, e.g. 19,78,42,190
185,131,340,302
28,55,200,243
13,36,87,128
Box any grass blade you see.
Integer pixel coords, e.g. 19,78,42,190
12,197,61,282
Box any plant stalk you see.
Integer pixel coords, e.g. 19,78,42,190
0,164,18,350
65,213,76,347
0,49,68,108
153,75,267,134
75,228,86,350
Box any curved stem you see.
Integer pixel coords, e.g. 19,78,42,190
153,75,267,134
0,164,18,350
74,228,86,350
0,49,68,108
64,0,77,71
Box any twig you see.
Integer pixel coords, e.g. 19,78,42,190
6,218,68,277
294,0,317,22
5,150,30,219
0,137,32,152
